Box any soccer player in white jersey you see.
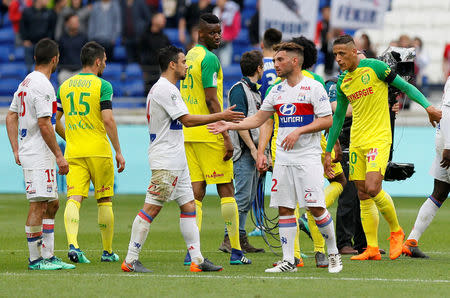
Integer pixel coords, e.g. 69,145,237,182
208,42,343,273
6,38,73,270
121,46,244,273
402,76,450,258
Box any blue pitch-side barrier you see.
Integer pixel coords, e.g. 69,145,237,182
0,125,438,197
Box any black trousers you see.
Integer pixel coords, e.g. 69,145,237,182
336,153,367,252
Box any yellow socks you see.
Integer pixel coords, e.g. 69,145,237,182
64,199,80,248
360,199,379,247
220,197,241,251
372,190,401,233
294,205,302,259
325,182,344,207
98,202,114,254
195,200,203,232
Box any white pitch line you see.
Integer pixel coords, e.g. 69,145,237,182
0,272,448,284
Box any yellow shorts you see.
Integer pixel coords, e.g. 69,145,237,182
320,134,344,179
349,142,391,181
185,141,233,184
67,157,114,199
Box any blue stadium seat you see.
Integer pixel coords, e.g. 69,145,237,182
125,63,143,79
103,63,123,80
0,62,26,79
222,64,242,83
244,0,258,9
164,28,179,44
0,28,15,44
241,8,256,26
13,47,24,62
232,44,255,63
2,16,12,28
123,80,145,97
108,79,123,97
234,28,249,45
113,45,126,62
0,46,11,62
0,78,20,96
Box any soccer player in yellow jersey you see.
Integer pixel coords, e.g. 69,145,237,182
56,41,126,264
180,13,250,265
257,36,347,268
325,35,442,260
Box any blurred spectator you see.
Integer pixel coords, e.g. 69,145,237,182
444,43,450,79
8,0,32,42
185,24,198,52
53,0,66,14
413,37,430,93
161,0,184,28
58,13,87,84
88,0,121,61
213,0,241,68
355,33,376,58
120,0,151,63
139,13,171,94
398,34,412,48
19,0,56,72
178,0,213,45
55,0,91,40
145,0,158,13
248,3,258,47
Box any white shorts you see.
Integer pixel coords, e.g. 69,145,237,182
145,167,194,207
23,166,58,202
269,163,325,210
430,138,450,184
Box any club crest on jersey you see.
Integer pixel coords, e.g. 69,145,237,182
361,73,370,85
279,104,297,115
171,94,177,101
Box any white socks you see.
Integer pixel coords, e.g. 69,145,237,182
408,196,441,242
278,215,297,264
180,212,203,265
26,225,43,262
42,219,55,259
314,210,339,255
125,210,152,263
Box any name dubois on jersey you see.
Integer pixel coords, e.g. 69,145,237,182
274,103,314,127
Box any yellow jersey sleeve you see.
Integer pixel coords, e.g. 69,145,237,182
58,73,113,158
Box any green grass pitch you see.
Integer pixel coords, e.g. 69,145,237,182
0,194,448,297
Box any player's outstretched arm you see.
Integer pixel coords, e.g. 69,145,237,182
38,116,69,175
280,115,333,151
6,111,20,165
101,109,125,173
390,75,442,126
178,105,245,127
55,110,66,140
207,110,273,134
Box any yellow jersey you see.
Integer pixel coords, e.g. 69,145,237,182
180,44,223,142
337,58,394,147
57,73,113,158
271,70,325,160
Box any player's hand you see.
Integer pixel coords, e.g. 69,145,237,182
391,102,400,114
221,105,245,123
116,152,125,173
324,152,335,179
332,141,343,163
56,156,69,175
281,130,301,151
207,120,229,135
13,151,21,166
256,151,268,174
440,149,450,169
223,135,234,161
426,106,442,127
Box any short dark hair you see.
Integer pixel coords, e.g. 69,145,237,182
273,42,304,57
200,13,220,25
291,36,316,69
240,50,263,77
80,41,105,67
34,38,59,65
64,12,77,23
333,34,355,46
263,28,282,49
158,45,183,72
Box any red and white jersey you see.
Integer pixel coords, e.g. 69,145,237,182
261,76,332,165
9,71,57,168
146,77,189,170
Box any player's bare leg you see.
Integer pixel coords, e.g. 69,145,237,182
218,182,251,265
403,179,448,258
64,195,91,263
97,196,118,262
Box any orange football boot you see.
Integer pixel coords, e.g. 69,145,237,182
350,246,381,260
388,228,405,260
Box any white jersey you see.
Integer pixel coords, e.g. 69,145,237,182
436,77,450,149
261,76,332,165
9,71,57,169
146,77,189,170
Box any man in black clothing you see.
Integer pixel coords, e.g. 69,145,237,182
20,0,56,72
57,13,87,84
139,13,171,94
